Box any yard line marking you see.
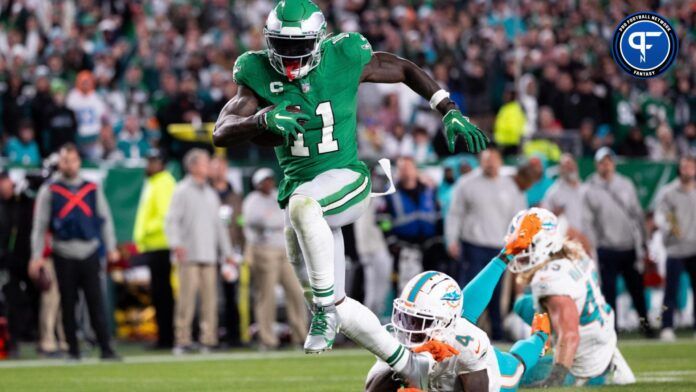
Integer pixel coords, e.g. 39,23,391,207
0,348,370,369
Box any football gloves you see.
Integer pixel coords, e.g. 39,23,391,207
263,100,310,145
413,340,460,362
442,109,489,153
504,212,542,256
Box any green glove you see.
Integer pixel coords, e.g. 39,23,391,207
442,109,489,153
263,100,310,145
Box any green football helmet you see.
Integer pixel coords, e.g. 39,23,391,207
264,0,327,81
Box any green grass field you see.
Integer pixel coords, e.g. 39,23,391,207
1,339,695,391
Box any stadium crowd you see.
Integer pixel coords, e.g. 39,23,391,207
0,0,695,359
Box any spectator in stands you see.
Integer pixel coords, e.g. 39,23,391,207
166,149,235,354
44,80,77,157
30,70,55,156
66,71,109,159
117,115,150,160
537,106,563,134
582,147,654,337
640,79,674,137
5,119,41,166
654,156,696,341
647,123,679,161
28,143,120,360
354,198,392,321
540,153,592,251
209,156,244,347
93,121,124,162
1,73,27,137
242,168,307,350
494,88,527,156
446,148,526,340
133,151,177,349
619,127,649,158
677,123,696,158
542,154,584,231
380,156,442,287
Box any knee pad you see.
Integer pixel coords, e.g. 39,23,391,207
288,195,323,233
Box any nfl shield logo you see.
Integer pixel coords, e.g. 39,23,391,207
301,80,311,93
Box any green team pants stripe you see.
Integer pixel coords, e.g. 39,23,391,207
312,286,334,297
318,175,369,214
386,345,406,367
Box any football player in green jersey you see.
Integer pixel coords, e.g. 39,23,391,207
213,0,488,385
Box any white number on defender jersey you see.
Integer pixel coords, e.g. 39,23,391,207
289,101,338,157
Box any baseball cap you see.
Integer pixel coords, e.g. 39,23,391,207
252,168,275,188
594,147,616,162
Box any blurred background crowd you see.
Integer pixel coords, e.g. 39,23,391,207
0,0,695,359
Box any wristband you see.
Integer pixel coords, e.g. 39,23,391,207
258,112,267,129
429,89,450,110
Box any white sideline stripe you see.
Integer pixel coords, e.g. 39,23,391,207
0,348,369,369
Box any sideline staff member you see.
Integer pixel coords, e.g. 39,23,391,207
29,143,120,360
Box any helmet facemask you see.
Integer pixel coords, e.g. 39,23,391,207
506,208,566,273
263,5,326,81
391,298,456,348
264,32,323,81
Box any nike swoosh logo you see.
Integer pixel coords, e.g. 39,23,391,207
275,114,293,120
474,341,481,354
451,118,464,127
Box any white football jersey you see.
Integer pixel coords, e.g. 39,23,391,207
530,257,617,378
427,318,501,392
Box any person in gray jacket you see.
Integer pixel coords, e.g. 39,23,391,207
445,147,527,340
582,147,653,336
654,155,696,341
166,149,235,354
28,143,120,360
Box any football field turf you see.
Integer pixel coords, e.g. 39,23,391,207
1,339,695,391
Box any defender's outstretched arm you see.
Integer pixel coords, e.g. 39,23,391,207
361,52,488,153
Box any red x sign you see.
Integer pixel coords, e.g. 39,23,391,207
50,183,97,218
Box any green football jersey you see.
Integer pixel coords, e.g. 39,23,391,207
233,32,373,208
640,96,674,136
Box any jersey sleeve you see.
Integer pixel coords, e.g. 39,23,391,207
232,52,252,86
329,32,373,69
451,332,490,374
531,259,584,303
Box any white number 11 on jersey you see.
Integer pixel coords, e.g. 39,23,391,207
290,101,339,157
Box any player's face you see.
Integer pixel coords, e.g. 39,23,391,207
392,310,434,346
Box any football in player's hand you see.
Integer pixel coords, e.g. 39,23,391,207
286,105,307,125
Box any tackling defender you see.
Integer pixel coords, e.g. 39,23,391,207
365,211,551,391
506,208,635,387
212,0,488,377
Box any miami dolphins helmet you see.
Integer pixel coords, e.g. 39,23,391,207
264,0,327,81
505,207,565,273
391,271,463,347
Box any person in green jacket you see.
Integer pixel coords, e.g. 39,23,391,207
133,150,177,348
